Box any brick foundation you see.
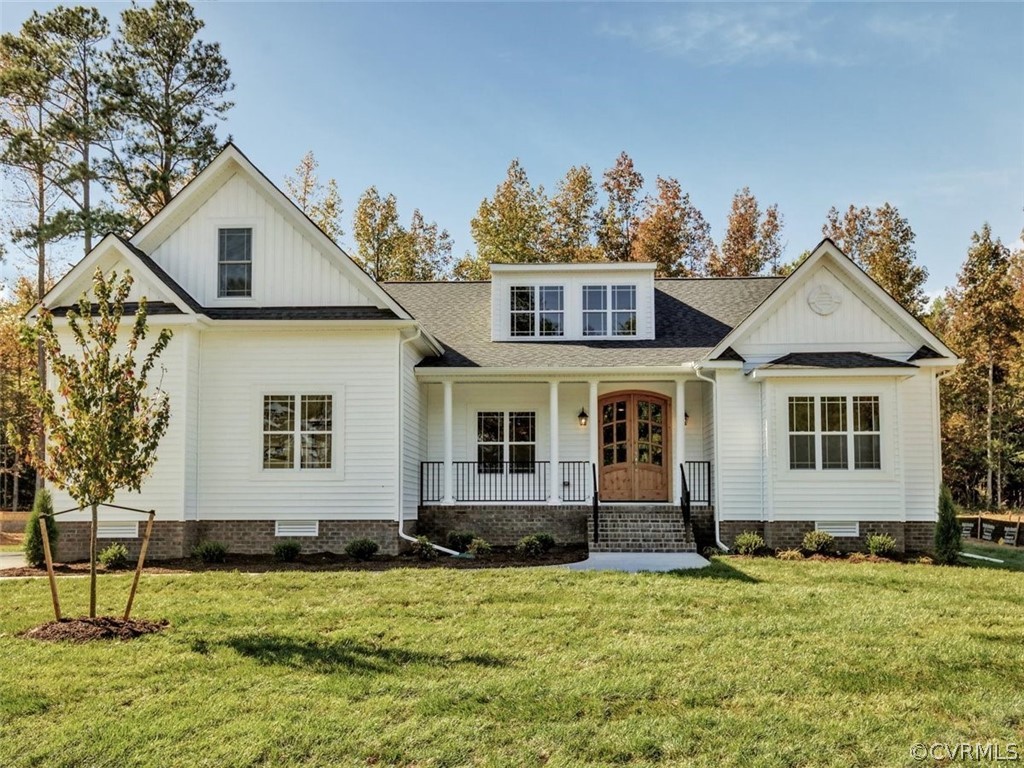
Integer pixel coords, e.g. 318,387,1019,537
719,520,936,554
52,519,413,561
417,504,588,547
690,506,717,551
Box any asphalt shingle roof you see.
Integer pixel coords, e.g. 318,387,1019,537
385,278,782,368
760,352,917,369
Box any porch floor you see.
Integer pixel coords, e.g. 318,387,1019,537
564,551,709,572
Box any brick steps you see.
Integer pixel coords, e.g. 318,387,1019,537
587,505,696,553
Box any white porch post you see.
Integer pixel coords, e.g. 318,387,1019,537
675,379,686,501
588,380,599,500
549,381,559,504
442,380,454,505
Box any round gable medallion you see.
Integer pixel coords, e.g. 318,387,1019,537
807,284,842,315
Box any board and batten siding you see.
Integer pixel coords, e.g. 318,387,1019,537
147,172,375,308
48,324,189,522
195,329,401,520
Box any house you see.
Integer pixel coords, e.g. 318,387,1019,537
40,145,960,560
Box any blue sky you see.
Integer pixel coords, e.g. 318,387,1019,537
2,1,1022,297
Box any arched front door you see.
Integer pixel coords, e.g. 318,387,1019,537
598,391,670,502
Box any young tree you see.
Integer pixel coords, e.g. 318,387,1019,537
710,187,783,276
30,268,172,617
104,0,234,225
544,165,599,263
934,484,961,565
284,150,344,242
633,176,716,277
595,151,644,262
471,159,547,266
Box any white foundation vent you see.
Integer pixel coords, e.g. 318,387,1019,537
96,522,139,539
275,520,319,538
815,521,860,538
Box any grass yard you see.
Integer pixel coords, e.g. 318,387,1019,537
2,559,1023,768
963,540,1024,572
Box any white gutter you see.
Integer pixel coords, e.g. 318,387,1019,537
692,362,729,552
397,328,459,557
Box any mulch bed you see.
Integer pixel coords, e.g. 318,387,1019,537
0,546,587,578
22,616,168,643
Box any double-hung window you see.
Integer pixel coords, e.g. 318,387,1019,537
263,394,333,470
510,286,563,337
583,285,636,336
787,395,881,471
218,227,252,297
477,411,536,473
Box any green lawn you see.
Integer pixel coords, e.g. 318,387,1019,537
962,540,1024,572
2,559,1022,768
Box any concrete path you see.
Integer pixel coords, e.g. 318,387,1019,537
0,551,27,570
565,552,709,572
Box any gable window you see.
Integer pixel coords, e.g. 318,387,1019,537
583,285,636,336
218,227,252,297
510,286,563,337
263,394,333,470
788,395,881,471
477,411,536,473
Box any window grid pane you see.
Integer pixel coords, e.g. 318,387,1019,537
263,394,333,470
218,228,252,298
853,396,881,469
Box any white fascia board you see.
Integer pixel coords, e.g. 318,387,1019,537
694,359,744,369
748,367,918,379
489,262,657,274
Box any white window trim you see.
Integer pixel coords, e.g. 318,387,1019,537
786,394,884,473
209,217,259,306
509,285,565,338
475,410,539,473
253,387,344,481
582,284,638,339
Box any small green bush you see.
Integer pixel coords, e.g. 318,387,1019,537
23,489,57,567
467,537,492,557
192,541,227,563
935,484,961,565
99,542,130,570
701,545,724,559
534,533,556,551
273,540,302,562
776,548,803,561
733,531,765,556
515,535,545,558
446,531,475,553
345,538,379,561
411,536,438,561
802,530,836,555
866,532,898,557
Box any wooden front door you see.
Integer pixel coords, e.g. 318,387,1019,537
598,392,670,501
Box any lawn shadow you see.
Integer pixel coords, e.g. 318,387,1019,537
664,559,760,583
221,634,508,674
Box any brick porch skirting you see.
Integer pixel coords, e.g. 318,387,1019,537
417,505,589,547
52,519,413,561
718,520,936,554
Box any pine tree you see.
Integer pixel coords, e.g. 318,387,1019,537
470,159,547,266
711,187,783,276
544,165,599,263
284,150,344,242
934,484,961,565
23,487,56,567
633,176,716,277
596,152,644,262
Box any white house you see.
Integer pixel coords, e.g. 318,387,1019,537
40,144,960,559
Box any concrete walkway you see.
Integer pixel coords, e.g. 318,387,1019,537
565,552,709,572
0,551,27,570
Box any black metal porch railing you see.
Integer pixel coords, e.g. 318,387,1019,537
419,460,591,504
684,461,712,507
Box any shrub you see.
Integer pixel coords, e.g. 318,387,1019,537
776,548,803,561
801,530,836,555
446,531,475,553
515,535,545,558
99,542,130,570
534,533,556,551
733,531,765,556
467,537,492,557
192,541,227,563
411,536,437,561
934,484,961,565
847,552,869,564
345,538,379,561
23,489,58,567
701,545,724,559
273,540,302,562
866,532,898,557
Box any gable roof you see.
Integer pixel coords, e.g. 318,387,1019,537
385,277,781,369
707,239,958,363
760,352,917,369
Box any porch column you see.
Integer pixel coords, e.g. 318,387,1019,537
588,380,599,500
442,380,454,505
675,379,686,501
549,381,559,504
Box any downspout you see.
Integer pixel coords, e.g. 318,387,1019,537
692,362,729,551
397,328,460,557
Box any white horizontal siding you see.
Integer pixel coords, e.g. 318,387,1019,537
401,342,424,520
901,373,939,521
148,172,375,308
715,370,764,521
196,329,400,520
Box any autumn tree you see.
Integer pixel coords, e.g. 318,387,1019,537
394,210,453,281
595,151,644,262
470,159,547,267
352,186,403,281
0,279,39,513
30,269,171,617
633,176,716,277
544,165,599,263
103,0,234,225
710,187,783,276
284,150,344,242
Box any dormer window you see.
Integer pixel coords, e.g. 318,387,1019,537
510,286,564,337
583,285,637,337
218,227,252,297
